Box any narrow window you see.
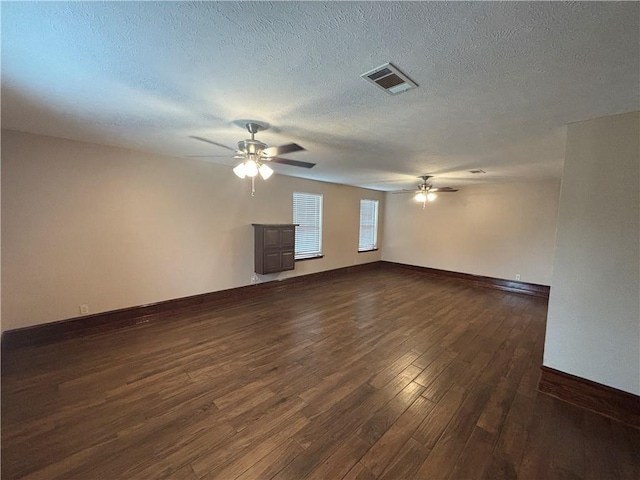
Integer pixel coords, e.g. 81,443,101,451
293,192,323,260
358,199,379,252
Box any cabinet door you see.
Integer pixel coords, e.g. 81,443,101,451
263,228,281,249
281,251,295,271
281,227,295,248
263,252,282,273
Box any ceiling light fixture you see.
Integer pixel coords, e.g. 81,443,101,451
258,163,274,180
414,191,437,209
233,153,274,195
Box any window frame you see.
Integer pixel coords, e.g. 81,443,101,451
293,192,323,261
358,199,379,252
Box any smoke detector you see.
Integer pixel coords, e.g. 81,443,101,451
361,63,418,95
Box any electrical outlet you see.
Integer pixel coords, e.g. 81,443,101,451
251,273,259,285
79,304,89,315
515,274,521,281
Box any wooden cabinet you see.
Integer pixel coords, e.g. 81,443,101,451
252,224,297,274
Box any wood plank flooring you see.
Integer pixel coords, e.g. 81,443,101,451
2,268,639,479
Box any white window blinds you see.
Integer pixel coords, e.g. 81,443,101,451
359,199,379,251
293,192,323,259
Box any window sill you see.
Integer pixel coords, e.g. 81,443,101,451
295,255,324,262
358,248,379,253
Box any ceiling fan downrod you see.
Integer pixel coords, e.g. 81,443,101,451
246,122,262,141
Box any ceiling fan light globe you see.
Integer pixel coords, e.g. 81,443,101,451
233,163,247,179
414,192,426,203
427,192,437,202
259,163,274,180
245,160,259,177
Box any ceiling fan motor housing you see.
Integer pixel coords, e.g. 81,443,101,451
238,139,267,155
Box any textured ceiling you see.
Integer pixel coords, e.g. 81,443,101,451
2,1,638,191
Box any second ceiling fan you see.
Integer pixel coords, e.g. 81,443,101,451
392,175,458,208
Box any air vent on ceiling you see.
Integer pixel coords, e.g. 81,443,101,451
469,169,486,174
361,63,418,95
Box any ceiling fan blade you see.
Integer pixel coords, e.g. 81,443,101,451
430,187,459,192
262,143,306,157
186,155,232,158
267,157,316,169
189,136,236,151
391,190,419,194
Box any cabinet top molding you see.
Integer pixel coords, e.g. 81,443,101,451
252,224,299,227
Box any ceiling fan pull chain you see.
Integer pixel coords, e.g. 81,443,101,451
251,176,256,197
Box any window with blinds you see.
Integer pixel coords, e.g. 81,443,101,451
358,199,379,252
293,192,323,260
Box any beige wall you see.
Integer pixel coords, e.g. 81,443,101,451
381,181,560,286
544,111,639,395
1,130,384,331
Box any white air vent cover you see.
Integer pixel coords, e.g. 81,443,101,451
361,63,418,95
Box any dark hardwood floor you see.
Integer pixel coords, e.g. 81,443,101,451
2,268,639,479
